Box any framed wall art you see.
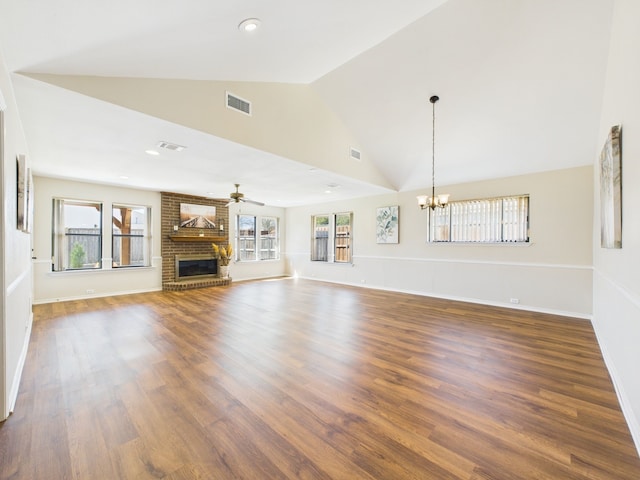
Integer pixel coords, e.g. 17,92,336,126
24,168,34,233
599,125,622,249
16,154,27,231
180,203,217,229
376,205,399,244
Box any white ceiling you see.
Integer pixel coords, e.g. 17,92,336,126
0,0,615,206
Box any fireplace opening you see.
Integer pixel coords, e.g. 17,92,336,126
175,254,217,281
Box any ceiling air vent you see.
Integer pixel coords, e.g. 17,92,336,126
226,91,252,116
350,147,362,162
157,141,186,152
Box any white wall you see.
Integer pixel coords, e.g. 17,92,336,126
32,177,162,303
0,46,33,420
286,166,593,318
227,202,287,281
592,0,640,453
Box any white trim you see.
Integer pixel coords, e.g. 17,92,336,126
47,266,158,277
284,252,592,272
351,254,592,271
234,258,282,264
33,286,163,305
40,256,163,273
297,275,592,320
35,255,163,266
8,310,32,414
426,242,533,247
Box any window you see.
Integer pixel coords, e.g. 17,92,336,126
334,213,352,263
52,199,103,271
236,214,280,261
312,215,329,261
259,217,279,260
311,213,353,263
112,204,151,267
237,215,256,261
428,195,529,243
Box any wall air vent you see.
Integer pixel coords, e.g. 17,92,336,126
226,91,252,116
157,141,186,152
350,147,362,162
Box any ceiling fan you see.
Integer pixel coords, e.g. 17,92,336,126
226,183,264,207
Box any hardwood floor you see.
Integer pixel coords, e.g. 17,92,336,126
1,278,639,479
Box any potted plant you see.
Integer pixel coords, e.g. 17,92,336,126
212,243,233,278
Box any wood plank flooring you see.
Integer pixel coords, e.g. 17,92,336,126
1,278,639,479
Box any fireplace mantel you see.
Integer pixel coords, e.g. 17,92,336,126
169,235,227,243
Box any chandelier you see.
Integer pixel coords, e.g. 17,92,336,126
417,95,449,210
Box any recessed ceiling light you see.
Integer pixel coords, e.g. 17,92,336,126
119,175,129,180
145,149,159,156
325,190,332,194
238,18,261,32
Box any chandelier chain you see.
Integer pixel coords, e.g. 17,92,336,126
417,94,448,210
432,97,436,203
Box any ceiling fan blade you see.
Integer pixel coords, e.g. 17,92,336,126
242,198,265,206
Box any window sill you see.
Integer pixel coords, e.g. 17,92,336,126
427,242,533,247
235,258,282,263
49,266,156,276
311,260,353,265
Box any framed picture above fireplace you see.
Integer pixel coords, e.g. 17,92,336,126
180,203,216,229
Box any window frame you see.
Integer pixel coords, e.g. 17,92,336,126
52,198,103,271
427,195,530,244
111,203,151,268
235,214,280,262
258,216,279,261
311,212,353,263
311,214,330,262
334,212,353,263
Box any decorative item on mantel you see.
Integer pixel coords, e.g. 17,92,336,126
212,243,233,278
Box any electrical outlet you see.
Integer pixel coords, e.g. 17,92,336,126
510,298,520,304
86,289,95,294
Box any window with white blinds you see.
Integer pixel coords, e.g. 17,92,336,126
428,195,529,243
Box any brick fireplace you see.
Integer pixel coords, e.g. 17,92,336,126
161,192,231,290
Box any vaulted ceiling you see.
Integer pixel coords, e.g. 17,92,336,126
0,0,614,206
